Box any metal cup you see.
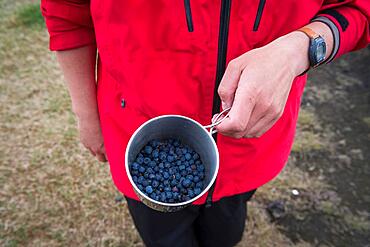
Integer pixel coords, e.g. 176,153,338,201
125,109,230,212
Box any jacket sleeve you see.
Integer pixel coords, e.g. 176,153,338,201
40,0,95,51
313,0,369,62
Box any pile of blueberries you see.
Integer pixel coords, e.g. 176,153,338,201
129,138,206,203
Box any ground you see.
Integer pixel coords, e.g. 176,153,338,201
0,1,369,246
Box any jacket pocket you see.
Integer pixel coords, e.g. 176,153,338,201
253,0,266,31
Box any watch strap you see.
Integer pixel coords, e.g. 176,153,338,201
297,27,319,39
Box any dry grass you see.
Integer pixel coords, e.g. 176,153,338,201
1,1,368,247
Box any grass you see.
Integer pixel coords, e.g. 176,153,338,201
1,1,369,246
9,3,44,28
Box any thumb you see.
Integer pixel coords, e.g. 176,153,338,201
218,59,243,109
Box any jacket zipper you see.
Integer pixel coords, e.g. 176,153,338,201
253,0,266,31
184,0,194,32
206,0,232,208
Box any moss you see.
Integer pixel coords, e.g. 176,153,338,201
362,117,370,128
292,131,323,153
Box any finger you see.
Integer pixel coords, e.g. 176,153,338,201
218,59,243,109
96,152,107,162
87,147,96,156
216,82,255,138
245,110,282,137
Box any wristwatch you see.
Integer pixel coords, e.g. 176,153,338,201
298,27,326,68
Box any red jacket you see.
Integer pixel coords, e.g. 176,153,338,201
41,0,369,204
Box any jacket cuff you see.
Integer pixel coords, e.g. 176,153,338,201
311,16,340,64
49,28,96,51
315,7,370,60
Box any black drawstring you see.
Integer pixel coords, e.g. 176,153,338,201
184,0,194,32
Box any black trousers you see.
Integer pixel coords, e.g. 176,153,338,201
125,190,256,247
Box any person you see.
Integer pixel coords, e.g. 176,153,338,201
41,1,369,246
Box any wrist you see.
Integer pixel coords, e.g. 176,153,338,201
280,31,310,76
73,106,100,122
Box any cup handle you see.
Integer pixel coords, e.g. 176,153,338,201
203,107,231,135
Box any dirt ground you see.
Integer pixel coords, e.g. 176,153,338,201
0,1,369,246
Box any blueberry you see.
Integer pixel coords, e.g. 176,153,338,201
197,164,205,172
183,196,190,201
154,166,159,172
193,176,200,183
137,157,144,164
168,198,175,203
198,172,204,179
194,188,201,195
170,179,177,186
188,159,194,165
137,176,144,184
173,192,179,199
155,174,161,181
188,189,195,198
144,145,153,154
149,161,156,167
181,170,187,176
196,181,203,189
181,148,187,155
186,175,193,181
164,186,171,192
139,166,145,173
152,180,159,188
160,192,166,202
191,164,196,170
172,186,179,192
150,193,156,200
145,186,153,194
182,179,191,188
149,174,156,180
175,173,181,180
167,155,175,162
185,153,192,160
132,176,138,183
164,163,171,168
137,184,143,191
131,162,140,170
159,163,164,169
163,172,170,179
143,172,149,179
165,191,173,199
147,167,154,174
169,167,176,175
193,153,199,160
152,150,159,159
131,170,139,176
142,180,149,187
179,165,185,171
159,152,167,161
163,180,170,186
144,157,151,164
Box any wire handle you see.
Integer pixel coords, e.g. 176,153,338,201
203,107,231,135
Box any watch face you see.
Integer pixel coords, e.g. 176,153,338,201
314,37,326,64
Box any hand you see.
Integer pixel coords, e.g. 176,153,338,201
215,31,309,138
77,113,107,162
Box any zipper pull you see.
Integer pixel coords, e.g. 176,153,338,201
184,0,194,32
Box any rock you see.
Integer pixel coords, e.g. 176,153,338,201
337,154,351,167
350,149,364,160
114,194,124,203
338,139,346,146
266,200,286,221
